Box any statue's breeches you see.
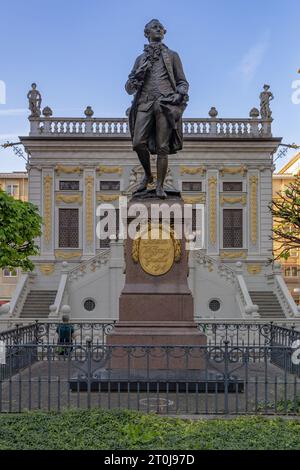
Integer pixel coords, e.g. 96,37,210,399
132,101,172,156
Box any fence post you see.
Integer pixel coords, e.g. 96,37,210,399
269,321,274,347
34,320,39,344
15,323,20,345
86,338,92,409
224,340,229,414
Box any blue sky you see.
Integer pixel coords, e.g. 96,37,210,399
0,0,299,172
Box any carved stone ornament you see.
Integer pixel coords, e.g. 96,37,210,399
220,250,247,260
84,106,94,117
42,106,53,117
183,194,206,204
247,264,262,275
180,166,206,176
97,194,120,203
208,176,217,245
55,251,82,260
55,165,82,175
219,165,247,177
132,223,181,276
56,194,82,204
249,107,259,119
97,165,123,176
208,107,218,118
249,175,258,244
220,194,247,206
85,176,94,243
43,175,52,244
39,263,55,275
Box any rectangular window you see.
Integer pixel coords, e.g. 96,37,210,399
59,181,80,191
3,268,17,277
59,209,79,248
192,208,203,232
223,182,243,192
182,181,202,192
223,209,243,248
284,267,299,277
100,181,120,191
6,184,19,196
99,209,119,248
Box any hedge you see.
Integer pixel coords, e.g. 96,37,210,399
0,409,299,450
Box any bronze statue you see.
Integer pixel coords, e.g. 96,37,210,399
125,19,189,198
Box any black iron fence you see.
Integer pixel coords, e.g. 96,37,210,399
1,321,299,348
0,341,299,414
0,321,300,415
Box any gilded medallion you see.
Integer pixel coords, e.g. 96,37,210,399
132,224,181,276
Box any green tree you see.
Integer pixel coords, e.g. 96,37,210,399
0,190,42,271
270,176,300,260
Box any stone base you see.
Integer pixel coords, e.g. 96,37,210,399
106,322,207,370
69,369,244,393
119,294,194,321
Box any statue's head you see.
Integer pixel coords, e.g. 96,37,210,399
144,19,166,43
31,83,37,89
263,84,270,90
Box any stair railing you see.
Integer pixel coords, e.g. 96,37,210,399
268,264,300,318
51,249,111,318
193,252,258,318
7,272,33,318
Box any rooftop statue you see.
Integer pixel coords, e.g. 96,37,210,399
125,19,189,199
260,84,274,120
27,83,42,117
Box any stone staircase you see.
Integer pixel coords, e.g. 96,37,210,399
20,290,57,318
249,291,286,319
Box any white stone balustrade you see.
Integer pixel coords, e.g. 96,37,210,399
29,116,272,138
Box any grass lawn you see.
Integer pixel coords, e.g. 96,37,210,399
0,409,299,450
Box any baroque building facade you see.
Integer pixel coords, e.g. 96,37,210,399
1,90,299,324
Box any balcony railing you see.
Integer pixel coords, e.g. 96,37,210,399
29,116,272,138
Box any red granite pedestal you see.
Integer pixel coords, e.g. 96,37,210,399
106,195,206,371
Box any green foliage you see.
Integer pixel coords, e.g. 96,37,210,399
0,409,299,450
270,176,300,260
258,397,300,414
0,190,42,271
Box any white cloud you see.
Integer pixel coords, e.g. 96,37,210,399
236,33,270,83
0,108,28,116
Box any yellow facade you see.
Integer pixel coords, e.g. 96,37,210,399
0,172,28,304
273,153,300,304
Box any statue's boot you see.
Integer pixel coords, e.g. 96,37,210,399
135,148,153,193
135,174,154,193
156,154,168,199
156,183,167,199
